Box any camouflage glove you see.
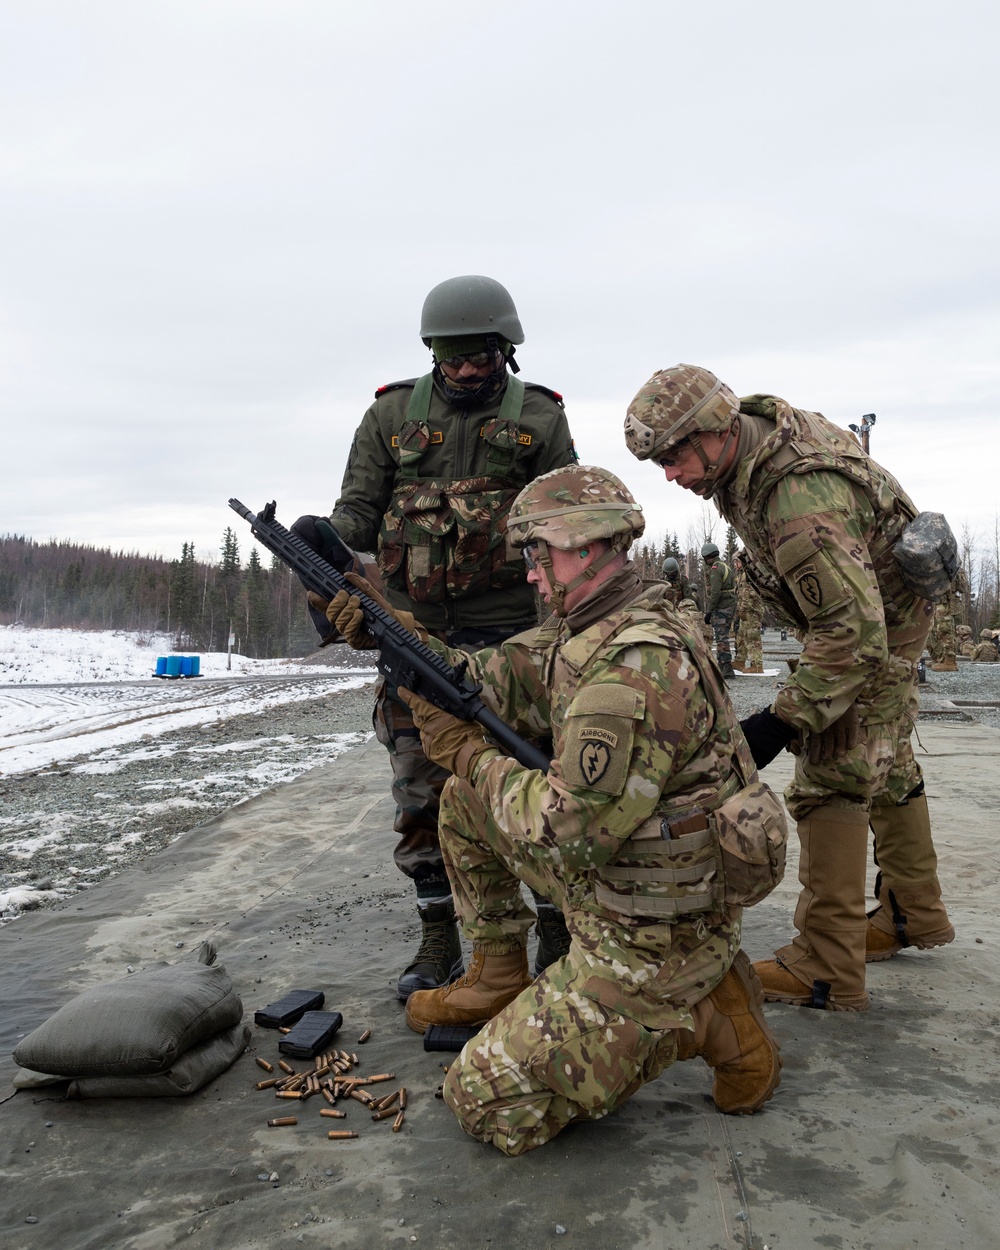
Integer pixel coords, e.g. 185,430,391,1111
396,689,498,780
739,707,798,770
803,704,864,765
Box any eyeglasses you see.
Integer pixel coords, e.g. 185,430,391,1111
440,350,498,370
656,438,690,468
522,543,540,571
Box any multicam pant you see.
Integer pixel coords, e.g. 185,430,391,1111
710,606,735,660
785,630,926,822
437,779,737,1156
734,612,763,670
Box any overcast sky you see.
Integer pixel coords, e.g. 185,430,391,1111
3,0,998,568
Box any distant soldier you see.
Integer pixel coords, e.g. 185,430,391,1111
928,598,959,671
701,542,737,679
661,556,695,607
972,629,1000,662
956,624,975,657
733,552,765,674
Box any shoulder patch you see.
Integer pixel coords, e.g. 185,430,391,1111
374,378,418,398
523,382,564,406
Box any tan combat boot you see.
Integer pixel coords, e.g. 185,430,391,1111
405,945,532,1034
930,658,958,672
755,804,871,1011
866,792,955,961
675,951,782,1114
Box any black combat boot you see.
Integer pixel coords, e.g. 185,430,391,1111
396,899,465,1001
533,900,572,976
718,650,737,681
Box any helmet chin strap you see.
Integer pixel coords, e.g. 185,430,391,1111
686,421,740,499
535,538,625,617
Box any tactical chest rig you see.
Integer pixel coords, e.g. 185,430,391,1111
377,373,528,604
723,399,919,631
551,597,787,921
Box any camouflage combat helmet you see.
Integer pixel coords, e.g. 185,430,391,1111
508,465,644,615
624,365,740,499
420,276,525,346
662,556,680,579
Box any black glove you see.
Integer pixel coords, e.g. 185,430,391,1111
291,515,353,644
704,613,712,625
739,708,798,770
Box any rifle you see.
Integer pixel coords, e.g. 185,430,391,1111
228,498,550,773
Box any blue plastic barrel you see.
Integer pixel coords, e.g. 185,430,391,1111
190,655,201,676
179,656,193,677
166,655,181,677
155,656,167,676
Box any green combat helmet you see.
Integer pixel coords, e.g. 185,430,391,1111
420,275,525,347
507,465,645,615
624,365,739,498
662,556,681,580
702,542,720,560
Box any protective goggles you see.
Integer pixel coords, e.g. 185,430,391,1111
439,349,499,369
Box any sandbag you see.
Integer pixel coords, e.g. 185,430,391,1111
13,941,243,1079
66,1022,251,1098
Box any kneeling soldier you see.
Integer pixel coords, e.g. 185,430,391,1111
327,465,786,1155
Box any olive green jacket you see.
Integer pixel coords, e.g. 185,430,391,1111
330,372,576,631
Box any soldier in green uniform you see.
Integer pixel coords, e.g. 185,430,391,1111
702,541,737,679
733,551,765,674
325,464,785,1154
661,555,695,606
624,365,955,1011
295,276,577,1000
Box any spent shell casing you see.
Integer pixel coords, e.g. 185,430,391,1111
392,1110,405,1133
255,1057,274,1072
275,1090,302,1100
327,1130,359,1140
350,1053,360,1065
277,1060,296,1075
357,1028,372,1044
267,1116,298,1127
255,1078,280,1091
320,1108,347,1119
278,1026,292,1034
371,1107,397,1121
349,1089,373,1105
321,1087,336,1106
372,1090,399,1113
367,1073,395,1083
399,1087,408,1110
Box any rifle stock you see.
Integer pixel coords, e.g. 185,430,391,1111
228,498,550,773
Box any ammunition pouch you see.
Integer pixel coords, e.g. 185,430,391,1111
893,511,960,603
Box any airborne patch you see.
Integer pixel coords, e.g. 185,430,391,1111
579,741,612,785
580,726,619,748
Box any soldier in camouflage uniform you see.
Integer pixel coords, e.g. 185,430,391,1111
928,598,959,671
295,276,577,1000
325,465,786,1154
972,629,1000,661
661,555,695,606
956,623,975,657
625,365,955,1011
733,552,765,674
701,542,737,679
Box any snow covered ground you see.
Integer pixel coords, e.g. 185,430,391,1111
0,624,375,777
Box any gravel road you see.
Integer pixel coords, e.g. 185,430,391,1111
3,633,999,924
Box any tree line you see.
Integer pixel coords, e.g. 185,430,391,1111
0,529,317,658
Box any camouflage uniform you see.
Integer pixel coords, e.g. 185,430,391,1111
956,624,975,657
662,569,696,607
972,630,999,662
625,368,954,1008
733,557,764,672
704,553,737,663
433,579,770,1154
329,373,575,887
928,597,958,671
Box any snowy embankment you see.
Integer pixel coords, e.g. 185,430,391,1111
0,625,378,921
